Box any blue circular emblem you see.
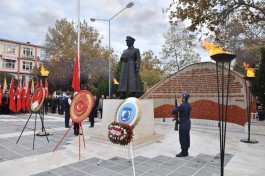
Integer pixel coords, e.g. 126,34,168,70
118,103,136,125
115,97,141,127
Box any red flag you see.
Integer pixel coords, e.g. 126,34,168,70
9,77,16,113
72,50,80,92
21,79,26,111
25,80,31,112
16,79,22,112
45,79,48,97
35,81,39,89
39,80,43,87
0,88,2,106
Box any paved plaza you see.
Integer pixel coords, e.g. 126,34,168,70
0,113,264,176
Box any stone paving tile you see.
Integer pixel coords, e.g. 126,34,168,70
148,166,174,175
61,170,91,176
51,165,78,175
168,171,190,176
176,166,199,175
80,163,105,174
135,163,157,172
184,160,205,169
68,160,90,169
120,167,144,176
133,156,150,163
91,168,117,176
107,163,131,172
152,155,172,162
141,158,163,166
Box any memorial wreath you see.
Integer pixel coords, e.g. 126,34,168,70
108,121,134,146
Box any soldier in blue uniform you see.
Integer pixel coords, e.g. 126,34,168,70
172,92,192,157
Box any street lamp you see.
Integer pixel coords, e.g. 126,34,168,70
90,2,134,98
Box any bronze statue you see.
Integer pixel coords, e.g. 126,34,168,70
118,36,141,98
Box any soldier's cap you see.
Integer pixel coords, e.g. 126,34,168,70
125,36,135,41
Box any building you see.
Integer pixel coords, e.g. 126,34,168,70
0,38,46,83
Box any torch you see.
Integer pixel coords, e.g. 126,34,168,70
240,62,258,144
203,39,236,176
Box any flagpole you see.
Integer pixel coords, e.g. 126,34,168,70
77,0,80,88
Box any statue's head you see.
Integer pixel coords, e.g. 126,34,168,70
125,36,135,46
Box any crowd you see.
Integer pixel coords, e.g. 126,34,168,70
0,92,117,136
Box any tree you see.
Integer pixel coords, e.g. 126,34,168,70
165,0,265,37
140,50,165,91
251,47,265,105
161,22,201,75
44,18,113,92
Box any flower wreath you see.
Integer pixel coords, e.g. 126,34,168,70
108,121,134,146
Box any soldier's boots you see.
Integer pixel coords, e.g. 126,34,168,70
176,150,188,157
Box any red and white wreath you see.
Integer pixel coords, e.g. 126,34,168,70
108,121,134,146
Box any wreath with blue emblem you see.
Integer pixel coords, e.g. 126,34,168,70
108,121,134,146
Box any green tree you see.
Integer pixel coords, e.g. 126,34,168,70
161,22,201,75
251,47,265,105
140,50,165,91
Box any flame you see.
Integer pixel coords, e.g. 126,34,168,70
202,39,230,56
40,65,49,76
243,62,255,77
113,78,119,85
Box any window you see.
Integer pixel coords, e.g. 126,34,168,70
39,48,46,59
23,47,33,56
2,60,15,69
3,43,16,54
22,61,33,71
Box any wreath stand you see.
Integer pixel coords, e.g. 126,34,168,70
53,122,86,160
97,142,136,176
16,107,49,150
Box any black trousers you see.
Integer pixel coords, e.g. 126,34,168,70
65,111,70,127
179,130,190,150
73,123,79,133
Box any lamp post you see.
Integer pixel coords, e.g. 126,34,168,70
90,2,134,98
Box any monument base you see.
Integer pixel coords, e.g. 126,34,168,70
90,99,164,148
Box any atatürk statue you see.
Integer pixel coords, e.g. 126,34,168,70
118,36,141,98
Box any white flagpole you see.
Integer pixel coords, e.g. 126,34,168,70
77,0,80,82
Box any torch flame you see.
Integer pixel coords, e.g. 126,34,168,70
202,39,230,56
113,78,119,85
243,62,255,77
40,65,49,76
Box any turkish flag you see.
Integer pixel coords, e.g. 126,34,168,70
0,88,2,106
9,77,17,113
35,81,39,89
16,79,22,112
72,50,80,92
26,80,31,112
21,79,26,111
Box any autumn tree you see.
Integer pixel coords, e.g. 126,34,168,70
251,47,265,105
161,22,201,75
165,0,264,61
165,0,265,38
140,50,165,91
44,18,113,92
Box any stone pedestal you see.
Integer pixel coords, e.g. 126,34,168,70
90,99,164,148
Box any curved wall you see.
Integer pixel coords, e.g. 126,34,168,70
140,62,255,126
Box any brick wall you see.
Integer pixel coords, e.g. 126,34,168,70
140,62,255,126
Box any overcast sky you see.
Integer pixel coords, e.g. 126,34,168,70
0,0,210,61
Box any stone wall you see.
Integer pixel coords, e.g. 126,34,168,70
140,62,256,126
